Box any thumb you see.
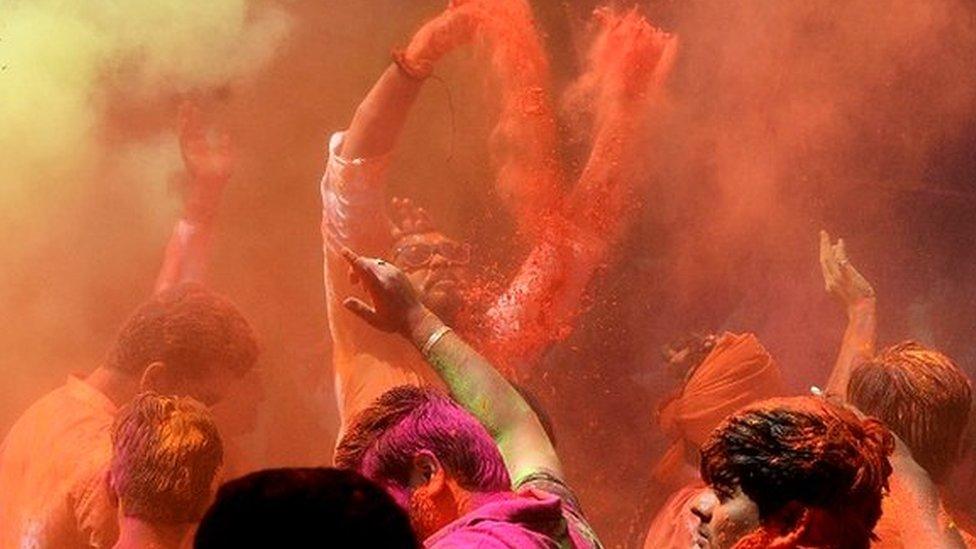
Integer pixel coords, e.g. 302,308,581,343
343,297,386,331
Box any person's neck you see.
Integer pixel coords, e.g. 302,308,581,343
457,489,512,517
114,517,189,549
85,365,141,408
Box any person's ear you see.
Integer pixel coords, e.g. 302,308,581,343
410,450,446,495
105,469,119,510
140,361,169,393
768,501,810,546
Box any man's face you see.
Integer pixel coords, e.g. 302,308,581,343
692,486,760,549
182,366,244,407
391,231,470,322
370,456,458,541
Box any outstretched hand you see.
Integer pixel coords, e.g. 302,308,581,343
403,0,484,72
590,7,678,104
339,246,427,334
178,100,233,222
819,230,876,310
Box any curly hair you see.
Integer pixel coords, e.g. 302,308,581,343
111,392,222,524
700,396,894,549
848,340,972,483
334,385,510,493
109,283,258,380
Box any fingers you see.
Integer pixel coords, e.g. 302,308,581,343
819,229,845,292
178,100,206,144
342,297,384,330
651,34,679,87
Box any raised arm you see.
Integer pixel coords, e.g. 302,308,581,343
484,11,678,375
474,0,564,235
154,101,232,294
820,230,877,401
339,246,562,484
322,4,483,431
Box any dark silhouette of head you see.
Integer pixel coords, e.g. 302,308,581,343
194,467,417,548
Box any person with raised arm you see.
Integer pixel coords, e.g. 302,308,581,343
820,231,970,548
155,101,234,294
0,102,257,549
334,245,601,547
319,1,678,441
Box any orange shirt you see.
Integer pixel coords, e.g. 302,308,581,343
0,376,118,548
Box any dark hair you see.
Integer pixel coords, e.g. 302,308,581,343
661,332,717,381
700,396,894,548
848,341,972,483
111,393,222,523
334,385,510,493
110,283,258,379
194,467,417,548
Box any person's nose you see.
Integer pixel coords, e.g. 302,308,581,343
692,490,717,524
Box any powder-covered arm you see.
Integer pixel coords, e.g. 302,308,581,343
819,230,877,401
338,246,563,484
484,14,679,376
155,101,231,294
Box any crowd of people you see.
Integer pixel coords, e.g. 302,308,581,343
1,1,974,548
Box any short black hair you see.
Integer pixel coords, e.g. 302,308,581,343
700,396,893,548
110,283,258,379
194,467,417,548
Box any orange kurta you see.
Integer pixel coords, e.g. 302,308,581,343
0,376,118,548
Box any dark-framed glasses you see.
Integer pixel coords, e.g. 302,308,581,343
393,241,471,269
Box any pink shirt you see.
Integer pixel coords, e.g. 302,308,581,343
425,481,600,549
0,376,118,548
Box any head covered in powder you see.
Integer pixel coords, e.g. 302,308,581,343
848,340,972,483
695,396,894,549
334,385,510,539
110,392,223,524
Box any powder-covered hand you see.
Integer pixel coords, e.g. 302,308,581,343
819,230,876,311
340,246,427,335
178,100,233,223
403,0,483,73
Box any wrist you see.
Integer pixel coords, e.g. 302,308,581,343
392,48,432,80
405,305,442,347
846,296,876,319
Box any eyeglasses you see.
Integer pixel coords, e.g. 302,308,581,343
393,241,471,269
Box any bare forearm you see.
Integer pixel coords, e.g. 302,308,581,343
826,298,877,399
406,307,563,480
340,64,424,159
154,218,213,294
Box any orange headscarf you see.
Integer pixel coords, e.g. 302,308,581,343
653,332,785,487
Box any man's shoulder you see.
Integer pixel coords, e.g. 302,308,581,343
426,519,554,549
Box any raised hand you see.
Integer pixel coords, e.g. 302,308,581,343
340,246,427,334
402,0,484,75
589,7,678,105
819,230,876,309
178,100,233,223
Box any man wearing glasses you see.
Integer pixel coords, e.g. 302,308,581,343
319,2,676,439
